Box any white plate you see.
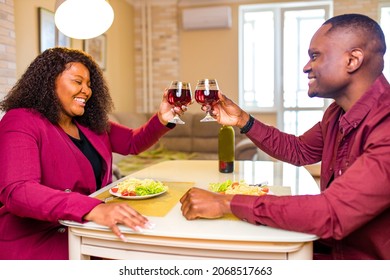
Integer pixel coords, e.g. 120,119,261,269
109,188,167,200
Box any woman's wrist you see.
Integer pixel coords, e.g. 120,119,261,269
157,111,166,125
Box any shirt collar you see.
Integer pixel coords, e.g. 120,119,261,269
339,74,389,135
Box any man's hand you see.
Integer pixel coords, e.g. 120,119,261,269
180,187,234,220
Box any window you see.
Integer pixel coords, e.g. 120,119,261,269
239,1,332,134
380,5,390,80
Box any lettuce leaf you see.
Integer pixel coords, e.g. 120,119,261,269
134,179,167,196
208,179,233,193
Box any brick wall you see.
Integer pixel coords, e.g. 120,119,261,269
133,1,179,113
0,0,16,111
328,0,387,78
333,0,380,20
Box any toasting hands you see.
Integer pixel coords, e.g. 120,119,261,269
158,89,190,125
202,91,251,129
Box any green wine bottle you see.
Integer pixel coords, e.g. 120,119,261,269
218,125,235,173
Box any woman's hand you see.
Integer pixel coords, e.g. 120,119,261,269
157,89,189,125
84,203,154,242
180,187,234,220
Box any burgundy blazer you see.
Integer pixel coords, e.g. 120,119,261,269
0,108,170,259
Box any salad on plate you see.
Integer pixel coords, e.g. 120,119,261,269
109,178,168,199
208,179,269,196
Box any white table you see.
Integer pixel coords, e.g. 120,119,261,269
62,160,320,260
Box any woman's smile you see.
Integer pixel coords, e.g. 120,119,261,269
55,62,92,121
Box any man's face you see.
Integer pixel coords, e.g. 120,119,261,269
303,24,352,100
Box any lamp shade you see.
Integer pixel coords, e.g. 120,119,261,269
55,0,114,40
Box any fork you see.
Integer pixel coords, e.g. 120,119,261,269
249,181,269,187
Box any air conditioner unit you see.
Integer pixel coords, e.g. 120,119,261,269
182,6,232,30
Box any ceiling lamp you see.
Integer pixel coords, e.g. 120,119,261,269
54,0,114,40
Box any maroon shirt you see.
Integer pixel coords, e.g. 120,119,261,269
231,74,390,259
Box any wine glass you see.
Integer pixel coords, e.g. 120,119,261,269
167,81,192,124
195,78,220,122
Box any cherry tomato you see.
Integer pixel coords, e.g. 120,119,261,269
261,187,269,193
129,191,137,196
121,190,129,196
111,187,119,193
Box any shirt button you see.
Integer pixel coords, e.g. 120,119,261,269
64,189,71,193
57,227,66,233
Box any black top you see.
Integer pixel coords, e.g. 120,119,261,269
69,129,103,189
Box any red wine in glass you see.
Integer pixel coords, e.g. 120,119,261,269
168,88,192,107
195,79,219,122
167,81,192,124
194,89,219,106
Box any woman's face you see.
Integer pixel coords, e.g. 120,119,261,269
55,62,92,122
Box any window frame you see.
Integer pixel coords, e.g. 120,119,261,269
379,3,390,80
238,1,332,130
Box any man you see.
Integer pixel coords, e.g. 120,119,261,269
180,14,390,259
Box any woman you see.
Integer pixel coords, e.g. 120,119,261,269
0,47,181,259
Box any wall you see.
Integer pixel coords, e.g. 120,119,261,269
104,0,135,112
334,0,380,18
133,1,179,113
12,0,135,112
0,0,16,118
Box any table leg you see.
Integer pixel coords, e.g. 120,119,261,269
287,242,313,260
68,228,90,260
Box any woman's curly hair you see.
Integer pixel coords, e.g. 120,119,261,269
0,47,114,133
